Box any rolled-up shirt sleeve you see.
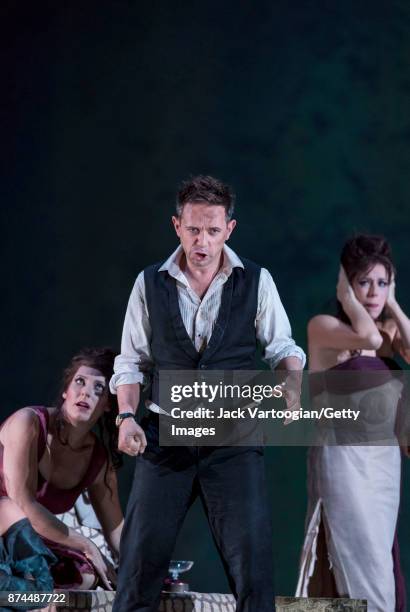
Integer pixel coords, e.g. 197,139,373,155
109,272,154,394
256,268,306,370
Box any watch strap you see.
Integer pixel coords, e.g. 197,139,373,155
115,412,136,427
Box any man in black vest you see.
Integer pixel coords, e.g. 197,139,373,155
110,175,305,611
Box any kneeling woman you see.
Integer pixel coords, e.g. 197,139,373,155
0,348,123,592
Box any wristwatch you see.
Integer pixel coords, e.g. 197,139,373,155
115,412,136,427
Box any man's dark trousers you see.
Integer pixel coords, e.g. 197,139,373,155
113,414,275,612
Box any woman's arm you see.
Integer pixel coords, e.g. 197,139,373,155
2,408,113,588
3,409,87,547
386,278,410,363
308,314,382,351
309,268,382,351
87,461,124,556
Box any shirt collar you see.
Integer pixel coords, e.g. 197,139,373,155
158,244,244,282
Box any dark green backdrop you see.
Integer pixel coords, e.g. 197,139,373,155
3,0,410,598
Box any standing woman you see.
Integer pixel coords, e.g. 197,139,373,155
0,348,123,593
296,235,410,612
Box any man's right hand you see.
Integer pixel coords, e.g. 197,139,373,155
118,417,147,456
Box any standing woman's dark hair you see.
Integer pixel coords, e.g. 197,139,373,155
56,347,122,471
337,234,395,323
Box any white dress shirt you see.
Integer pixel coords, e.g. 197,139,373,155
110,245,305,407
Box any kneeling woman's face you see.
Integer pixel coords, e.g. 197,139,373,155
351,262,390,320
62,365,109,426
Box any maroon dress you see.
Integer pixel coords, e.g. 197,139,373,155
0,406,107,588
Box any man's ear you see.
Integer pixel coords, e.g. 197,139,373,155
226,218,237,240
172,215,181,237
62,391,67,399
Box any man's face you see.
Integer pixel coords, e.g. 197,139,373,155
172,202,236,270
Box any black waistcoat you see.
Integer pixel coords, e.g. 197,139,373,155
144,256,261,404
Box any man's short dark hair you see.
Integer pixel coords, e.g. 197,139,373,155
176,175,235,220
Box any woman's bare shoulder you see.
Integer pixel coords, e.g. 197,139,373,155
309,314,339,323
307,315,354,369
308,314,340,332
0,408,40,445
4,407,40,426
